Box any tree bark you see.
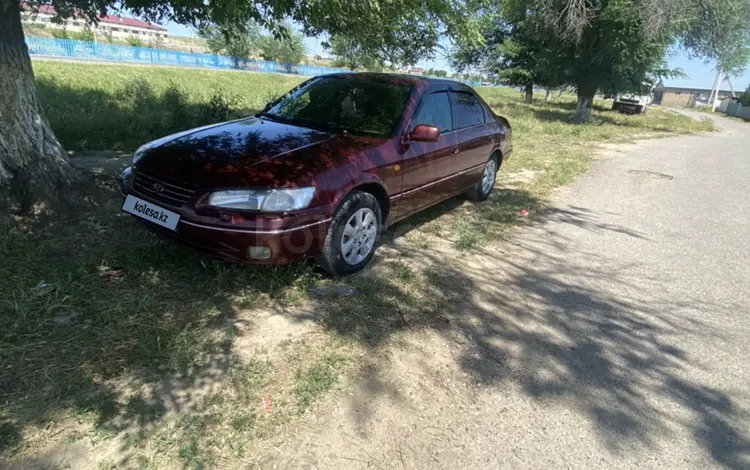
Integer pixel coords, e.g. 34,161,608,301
0,1,82,215
574,83,597,122
545,89,552,102
524,83,533,104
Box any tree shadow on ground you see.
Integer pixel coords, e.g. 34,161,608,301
530,105,700,134
292,196,750,468
0,180,315,462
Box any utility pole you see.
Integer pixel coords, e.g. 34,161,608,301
726,75,736,97
710,70,721,112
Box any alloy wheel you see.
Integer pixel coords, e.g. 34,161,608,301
341,207,377,265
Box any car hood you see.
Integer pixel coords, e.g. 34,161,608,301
133,117,379,188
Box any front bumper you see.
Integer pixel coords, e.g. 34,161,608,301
120,172,331,264
136,215,330,264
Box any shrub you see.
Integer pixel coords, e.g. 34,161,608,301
100,30,114,43
70,27,95,42
739,86,750,107
125,35,144,48
50,28,70,40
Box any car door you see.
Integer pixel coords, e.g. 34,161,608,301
395,91,462,219
449,91,497,189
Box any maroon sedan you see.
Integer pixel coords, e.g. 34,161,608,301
120,73,512,275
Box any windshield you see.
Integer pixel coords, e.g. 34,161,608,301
264,76,413,138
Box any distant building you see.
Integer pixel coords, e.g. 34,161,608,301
23,5,167,41
409,67,424,75
653,79,733,107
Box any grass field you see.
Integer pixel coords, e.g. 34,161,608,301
0,61,715,467
34,61,306,150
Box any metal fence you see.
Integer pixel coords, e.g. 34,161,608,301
26,36,353,77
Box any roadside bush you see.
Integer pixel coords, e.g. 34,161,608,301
100,29,114,43
70,27,95,42
126,35,144,48
739,85,750,107
50,28,70,40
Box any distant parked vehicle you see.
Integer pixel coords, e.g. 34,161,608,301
119,73,513,275
612,92,652,114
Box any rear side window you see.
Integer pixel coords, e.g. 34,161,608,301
411,92,452,133
450,92,485,129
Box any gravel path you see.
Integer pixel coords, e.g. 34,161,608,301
264,111,750,469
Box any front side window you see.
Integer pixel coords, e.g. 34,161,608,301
411,92,452,133
450,92,486,129
265,77,413,137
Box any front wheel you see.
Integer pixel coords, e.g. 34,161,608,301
317,190,382,276
466,154,499,201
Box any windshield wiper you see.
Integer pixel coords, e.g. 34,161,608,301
258,111,286,122
324,122,351,135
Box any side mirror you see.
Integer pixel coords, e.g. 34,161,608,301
409,124,440,142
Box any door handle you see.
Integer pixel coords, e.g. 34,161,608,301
451,148,459,154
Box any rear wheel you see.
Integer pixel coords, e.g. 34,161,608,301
317,190,382,276
466,154,499,201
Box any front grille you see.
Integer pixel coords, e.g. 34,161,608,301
133,172,196,207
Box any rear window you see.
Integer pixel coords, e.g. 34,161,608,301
450,92,486,129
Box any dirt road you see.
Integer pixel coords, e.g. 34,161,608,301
260,112,750,469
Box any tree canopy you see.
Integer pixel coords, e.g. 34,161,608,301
679,0,750,77
452,0,564,102
327,35,385,71
198,21,260,67
452,0,750,119
256,25,305,65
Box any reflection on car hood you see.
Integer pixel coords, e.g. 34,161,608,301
133,117,363,188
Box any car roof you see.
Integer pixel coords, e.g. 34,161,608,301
323,72,473,91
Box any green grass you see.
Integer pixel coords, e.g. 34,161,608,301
294,353,348,414
33,61,305,150
0,61,717,467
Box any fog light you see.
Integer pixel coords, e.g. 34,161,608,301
248,246,272,260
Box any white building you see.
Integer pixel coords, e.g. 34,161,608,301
23,5,168,41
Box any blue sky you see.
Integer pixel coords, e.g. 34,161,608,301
165,22,750,91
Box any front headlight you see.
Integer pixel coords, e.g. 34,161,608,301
132,145,147,165
208,188,315,212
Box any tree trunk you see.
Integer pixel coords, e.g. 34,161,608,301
545,89,552,102
0,2,82,215
573,84,597,122
524,83,533,104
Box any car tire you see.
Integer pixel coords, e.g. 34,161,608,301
317,190,382,276
466,154,500,202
